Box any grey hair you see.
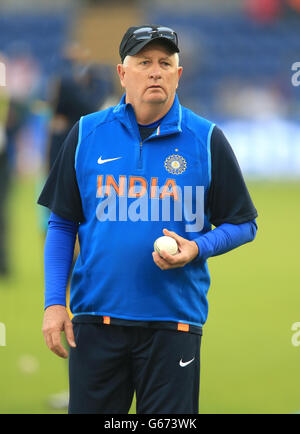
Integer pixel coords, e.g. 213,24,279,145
122,52,180,67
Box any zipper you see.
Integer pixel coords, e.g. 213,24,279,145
137,125,164,169
138,140,143,169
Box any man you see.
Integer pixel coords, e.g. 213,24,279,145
38,25,258,414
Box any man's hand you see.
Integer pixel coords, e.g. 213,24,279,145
152,228,199,270
42,305,76,358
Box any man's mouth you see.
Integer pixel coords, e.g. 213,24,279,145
148,85,162,89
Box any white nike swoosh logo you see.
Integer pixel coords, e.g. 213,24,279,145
179,357,195,367
97,156,122,165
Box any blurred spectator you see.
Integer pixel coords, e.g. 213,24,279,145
0,53,11,276
244,0,300,22
46,43,114,171
5,47,41,170
244,0,281,22
0,46,42,276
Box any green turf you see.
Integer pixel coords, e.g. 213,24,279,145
199,181,300,414
0,178,299,414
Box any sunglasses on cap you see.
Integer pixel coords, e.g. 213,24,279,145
130,26,178,45
119,25,179,62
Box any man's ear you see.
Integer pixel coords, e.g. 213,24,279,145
117,64,126,88
178,66,183,81
176,66,183,89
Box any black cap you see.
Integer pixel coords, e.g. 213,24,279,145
119,25,179,63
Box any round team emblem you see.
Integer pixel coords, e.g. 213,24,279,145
164,154,187,175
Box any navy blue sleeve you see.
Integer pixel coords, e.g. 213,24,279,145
44,212,78,309
208,126,258,227
37,122,84,223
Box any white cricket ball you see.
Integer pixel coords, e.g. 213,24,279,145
154,236,178,256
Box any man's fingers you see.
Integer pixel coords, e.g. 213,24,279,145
44,329,68,358
159,229,199,265
159,249,180,263
162,228,184,246
42,306,76,358
152,251,185,270
64,321,76,348
44,333,53,354
51,330,69,358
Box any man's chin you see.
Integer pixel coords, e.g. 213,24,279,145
144,95,167,105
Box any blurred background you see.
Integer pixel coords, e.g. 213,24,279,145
0,0,300,414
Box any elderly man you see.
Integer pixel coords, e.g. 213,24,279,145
38,25,258,414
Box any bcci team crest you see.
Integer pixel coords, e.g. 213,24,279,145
164,154,187,175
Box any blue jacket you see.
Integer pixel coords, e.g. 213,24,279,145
71,94,216,327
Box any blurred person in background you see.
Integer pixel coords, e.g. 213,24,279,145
0,53,10,276
1,47,43,277
46,43,114,172
244,0,281,22
244,0,300,21
5,45,41,171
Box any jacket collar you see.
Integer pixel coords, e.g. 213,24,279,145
113,93,182,138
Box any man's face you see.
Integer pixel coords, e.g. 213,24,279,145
117,42,183,109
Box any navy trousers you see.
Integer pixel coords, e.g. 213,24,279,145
68,323,201,414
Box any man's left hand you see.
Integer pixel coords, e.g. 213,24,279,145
152,228,199,270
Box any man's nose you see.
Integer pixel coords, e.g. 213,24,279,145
149,66,162,80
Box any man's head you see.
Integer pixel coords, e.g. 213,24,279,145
117,25,183,114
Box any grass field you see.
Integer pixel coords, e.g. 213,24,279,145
0,177,300,414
